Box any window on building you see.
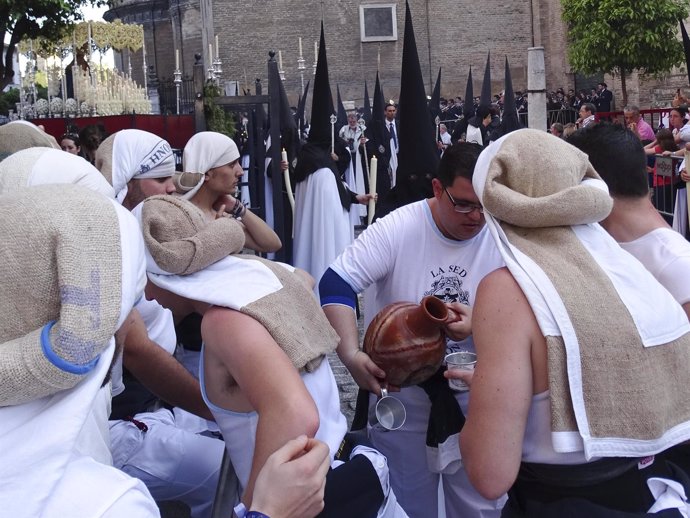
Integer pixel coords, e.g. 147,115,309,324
359,4,397,42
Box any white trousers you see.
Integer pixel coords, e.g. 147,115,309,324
369,386,506,518
110,408,225,518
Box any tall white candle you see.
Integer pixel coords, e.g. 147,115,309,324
209,43,213,65
282,148,295,213
298,37,303,57
279,50,283,70
215,35,219,59
314,41,318,62
368,156,378,225
87,23,93,64
175,49,180,70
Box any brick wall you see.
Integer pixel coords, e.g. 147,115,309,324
121,0,690,114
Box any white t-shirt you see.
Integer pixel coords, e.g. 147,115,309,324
620,227,690,305
331,199,504,346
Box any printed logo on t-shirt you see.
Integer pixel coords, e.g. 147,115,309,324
424,272,469,305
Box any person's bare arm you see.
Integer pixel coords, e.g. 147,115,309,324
322,304,386,396
460,268,542,499
215,194,282,252
122,310,214,421
201,307,319,506
250,436,331,518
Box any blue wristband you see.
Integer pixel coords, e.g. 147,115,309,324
246,512,271,518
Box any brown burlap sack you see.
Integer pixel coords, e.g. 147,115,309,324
0,184,122,405
0,121,60,155
142,194,246,274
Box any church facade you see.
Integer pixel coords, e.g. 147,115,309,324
104,0,684,112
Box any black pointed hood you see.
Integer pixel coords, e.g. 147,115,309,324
463,67,475,119
336,84,348,129
308,23,335,147
363,81,372,123
681,20,690,86
269,51,300,163
296,79,310,138
429,67,442,124
371,72,385,123
386,1,438,211
479,52,492,108
364,71,389,159
495,56,522,139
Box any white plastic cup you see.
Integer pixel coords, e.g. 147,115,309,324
445,351,477,391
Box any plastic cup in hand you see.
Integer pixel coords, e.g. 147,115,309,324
445,351,477,391
369,388,406,431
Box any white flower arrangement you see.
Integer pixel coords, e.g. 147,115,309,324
34,98,49,115
65,98,78,114
50,97,63,114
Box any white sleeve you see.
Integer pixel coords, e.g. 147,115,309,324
330,211,399,293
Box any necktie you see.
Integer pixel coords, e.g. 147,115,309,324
389,123,398,149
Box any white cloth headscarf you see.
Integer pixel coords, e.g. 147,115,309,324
181,131,240,199
112,129,175,203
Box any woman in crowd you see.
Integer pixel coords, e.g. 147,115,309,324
59,132,82,156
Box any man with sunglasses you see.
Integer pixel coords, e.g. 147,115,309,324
319,142,505,518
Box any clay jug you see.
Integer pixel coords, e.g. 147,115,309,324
364,296,449,387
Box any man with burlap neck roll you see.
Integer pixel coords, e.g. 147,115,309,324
460,128,690,516
319,142,506,518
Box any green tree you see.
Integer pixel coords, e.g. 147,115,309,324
0,0,100,90
562,0,690,106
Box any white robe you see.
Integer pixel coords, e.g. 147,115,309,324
293,167,354,286
0,343,159,517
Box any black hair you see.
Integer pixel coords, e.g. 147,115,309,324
582,102,596,114
60,133,81,146
436,141,483,187
567,122,648,198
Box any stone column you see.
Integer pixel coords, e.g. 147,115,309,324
527,47,547,131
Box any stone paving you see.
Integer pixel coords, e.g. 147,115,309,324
326,291,364,427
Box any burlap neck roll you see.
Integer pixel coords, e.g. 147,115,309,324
0,184,122,405
141,195,338,379
0,121,60,155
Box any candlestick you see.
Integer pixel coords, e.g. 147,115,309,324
299,37,303,57
330,113,337,154
368,155,378,226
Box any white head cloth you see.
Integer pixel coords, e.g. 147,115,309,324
0,147,114,198
112,129,175,203
181,131,240,199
